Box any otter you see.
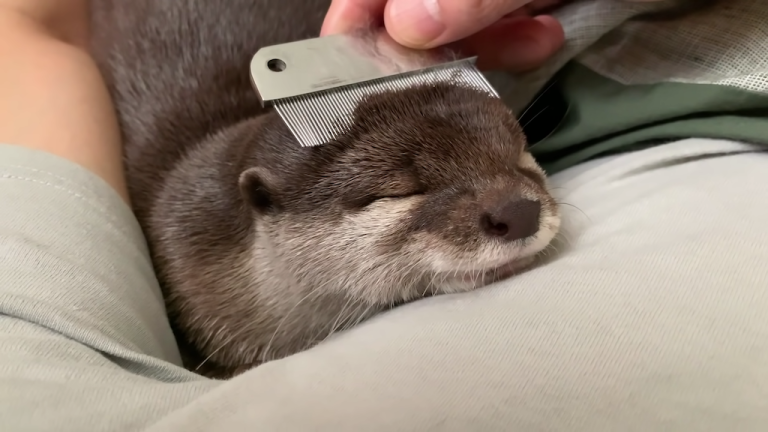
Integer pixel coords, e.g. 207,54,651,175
89,0,561,379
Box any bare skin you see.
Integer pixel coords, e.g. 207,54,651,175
0,0,129,204
321,0,567,71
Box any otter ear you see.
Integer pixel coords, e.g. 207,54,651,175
238,167,281,214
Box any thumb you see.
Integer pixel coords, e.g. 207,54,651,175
384,0,533,48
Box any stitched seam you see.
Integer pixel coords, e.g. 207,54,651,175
0,174,131,237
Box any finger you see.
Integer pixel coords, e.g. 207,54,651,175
320,0,388,36
454,15,564,72
526,0,563,13
383,0,535,48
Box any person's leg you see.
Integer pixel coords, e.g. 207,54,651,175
0,144,218,431
140,138,768,431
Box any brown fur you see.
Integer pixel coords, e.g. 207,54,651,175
89,0,560,379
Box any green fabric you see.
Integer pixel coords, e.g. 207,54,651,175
531,62,768,174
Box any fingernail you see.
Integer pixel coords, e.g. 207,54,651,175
388,0,446,46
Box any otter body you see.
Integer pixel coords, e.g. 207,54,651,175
90,0,561,378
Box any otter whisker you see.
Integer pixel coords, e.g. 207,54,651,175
262,284,327,364
321,300,369,344
346,303,377,332
556,201,589,220
394,257,427,302
421,277,435,298
552,230,574,248
320,295,359,342
521,106,549,130
195,323,255,372
518,79,559,124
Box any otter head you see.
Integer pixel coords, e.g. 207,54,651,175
238,83,561,307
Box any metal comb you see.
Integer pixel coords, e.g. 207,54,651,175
249,30,499,147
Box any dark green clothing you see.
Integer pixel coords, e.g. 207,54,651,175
527,63,768,174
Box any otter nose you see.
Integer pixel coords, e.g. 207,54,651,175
481,198,541,242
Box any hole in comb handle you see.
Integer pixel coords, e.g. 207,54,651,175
267,59,287,72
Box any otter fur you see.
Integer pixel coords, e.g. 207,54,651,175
89,0,561,379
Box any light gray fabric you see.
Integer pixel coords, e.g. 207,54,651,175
0,144,218,432
489,0,767,112
1,139,767,431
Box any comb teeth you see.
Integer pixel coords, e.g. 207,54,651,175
250,31,501,148
272,60,499,147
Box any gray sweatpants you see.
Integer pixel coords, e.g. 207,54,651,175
1,138,767,431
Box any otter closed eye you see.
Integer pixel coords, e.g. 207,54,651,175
359,191,424,207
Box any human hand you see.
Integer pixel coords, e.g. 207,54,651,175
321,0,566,72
